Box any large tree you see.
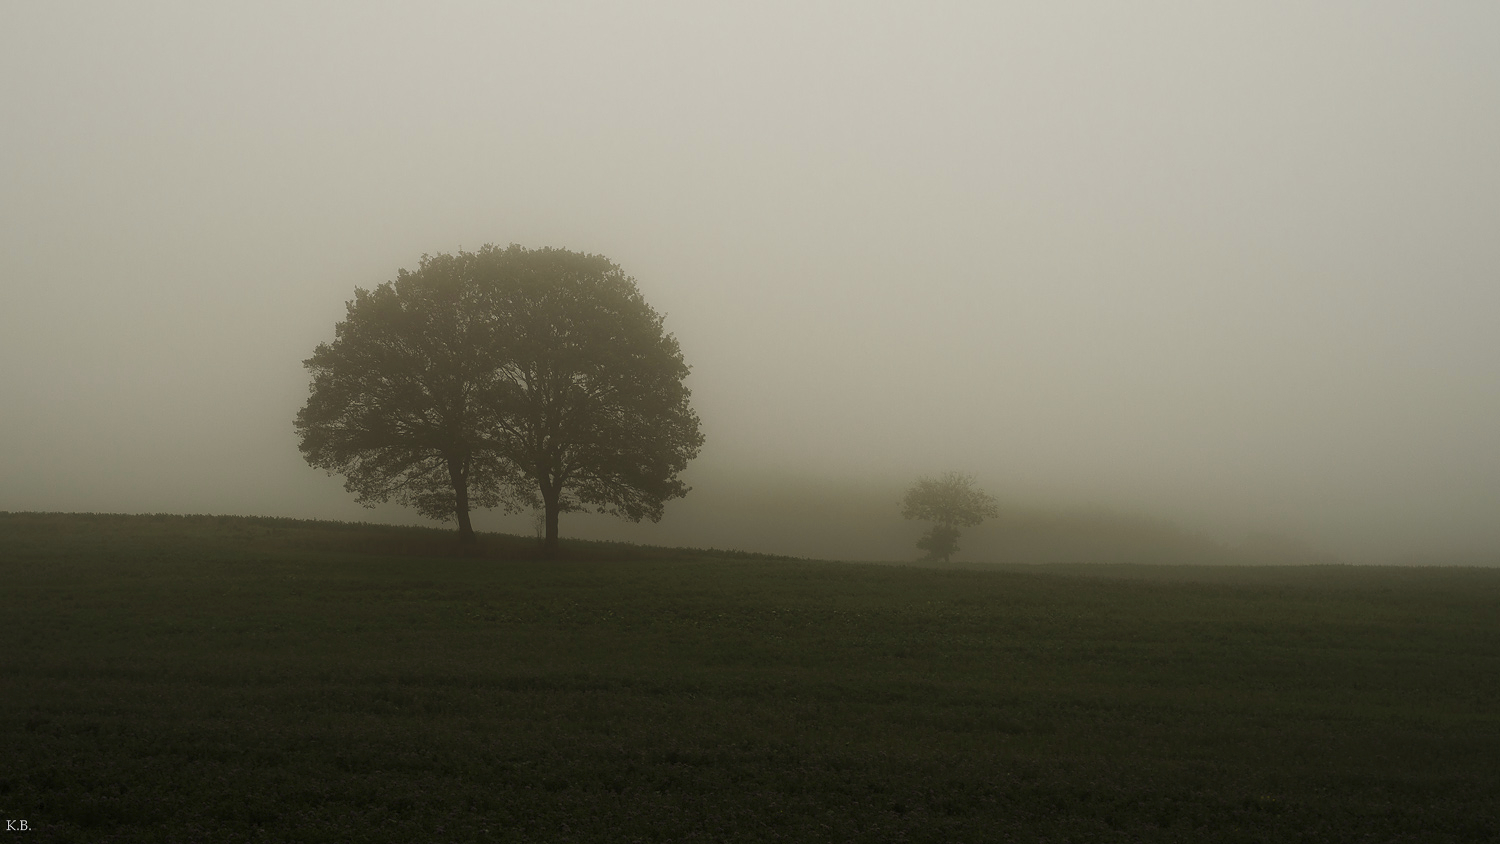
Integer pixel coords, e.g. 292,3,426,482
900,472,999,562
477,245,704,555
294,251,524,543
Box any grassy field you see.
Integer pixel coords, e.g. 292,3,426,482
2,512,1497,842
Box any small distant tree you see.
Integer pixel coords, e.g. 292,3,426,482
901,472,998,562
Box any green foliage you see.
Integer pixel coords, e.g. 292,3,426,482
295,245,703,548
915,523,962,561
902,472,999,561
294,251,525,538
4,513,1500,842
477,245,704,552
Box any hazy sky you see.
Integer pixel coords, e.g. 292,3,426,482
3,1,1498,562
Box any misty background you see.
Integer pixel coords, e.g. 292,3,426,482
3,2,1497,564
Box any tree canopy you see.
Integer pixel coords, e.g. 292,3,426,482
480,245,704,554
294,245,703,551
294,251,522,543
900,472,999,562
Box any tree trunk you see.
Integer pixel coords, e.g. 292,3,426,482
541,484,561,558
450,457,476,545
456,505,475,545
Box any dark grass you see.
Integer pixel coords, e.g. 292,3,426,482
2,512,1498,842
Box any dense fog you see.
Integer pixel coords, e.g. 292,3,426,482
3,2,1498,564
